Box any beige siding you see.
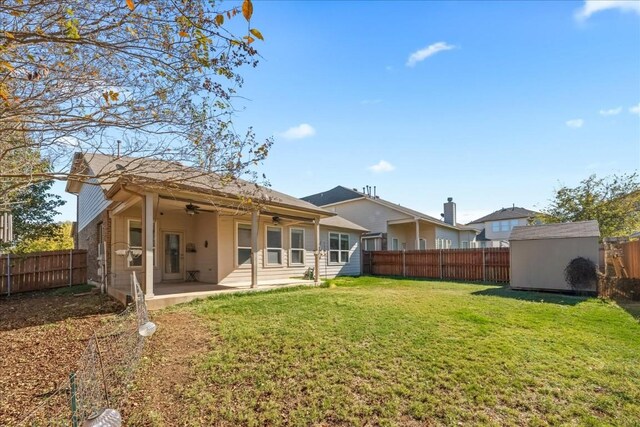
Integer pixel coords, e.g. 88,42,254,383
77,178,110,231
510,237,599,292
329,198,410,233
217,215,361,284
435,226,460,248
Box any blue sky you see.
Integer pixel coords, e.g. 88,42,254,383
53,0,640,224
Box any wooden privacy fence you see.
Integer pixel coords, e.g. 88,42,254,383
620,240,640,279
362,248,510,283
0,249,87,295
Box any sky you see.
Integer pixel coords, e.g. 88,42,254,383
53,0,640,224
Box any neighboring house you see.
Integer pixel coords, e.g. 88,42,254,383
65,154,366,305
467,206,538,248
301,186,477,250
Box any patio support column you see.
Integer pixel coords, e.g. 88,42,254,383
415,219,420,250
314,217,320,284
143,193,154,297
250,210,259,288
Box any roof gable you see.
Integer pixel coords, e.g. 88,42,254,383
468,207,538,225
301,186,363,206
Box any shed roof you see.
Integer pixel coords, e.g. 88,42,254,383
509,220,600,241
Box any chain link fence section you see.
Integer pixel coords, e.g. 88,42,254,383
18,273,154,426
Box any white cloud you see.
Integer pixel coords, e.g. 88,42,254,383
630,103,640,115
406,42,456,67
279,123,316,140
599,107,622,116
566,119,585,128
368,160,395,173
575,0,640,21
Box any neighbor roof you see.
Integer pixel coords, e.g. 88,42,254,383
66,153,333,217
468,207,538,225
302,186,476,233
320,216,368,232
301,186,364,206
510,220,600,241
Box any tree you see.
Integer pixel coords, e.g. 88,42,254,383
0,0,270,204
12,221,74,253
9,180,66,245
539,173,640,238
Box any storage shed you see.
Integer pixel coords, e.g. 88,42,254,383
510,220,600,293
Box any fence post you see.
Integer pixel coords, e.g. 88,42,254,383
6,253,10,297
439,250,443,280
369,251,372,276
482,248,486,282
69,371,78,427
402,250,406,277
69,249,73,286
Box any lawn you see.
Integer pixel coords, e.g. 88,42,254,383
126,277,640,426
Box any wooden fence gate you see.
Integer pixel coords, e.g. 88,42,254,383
362,248,510,283
0,249,87,295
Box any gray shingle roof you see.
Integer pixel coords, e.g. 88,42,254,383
468,207,538,225
320,216,368,232
301,186,363,206
68,153,333,217
510,220,600,241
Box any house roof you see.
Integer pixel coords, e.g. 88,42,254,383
66,153,333,218
301,186,364,206
320,216,368,232
302,185,476,233
467,207,538,225
510,220,600,241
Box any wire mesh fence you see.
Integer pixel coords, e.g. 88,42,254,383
18,273,153,426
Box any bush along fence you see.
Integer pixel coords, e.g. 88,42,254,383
18,273,155,426
362,248,510,283
0,249,87,295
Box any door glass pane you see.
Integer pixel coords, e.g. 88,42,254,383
291,249,303,264
164,234,180,274
238,248,251,265
129,221,142,247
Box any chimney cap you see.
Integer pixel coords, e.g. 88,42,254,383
447,197,453,202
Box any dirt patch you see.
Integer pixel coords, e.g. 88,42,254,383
122,310,211,426
0,286,123,425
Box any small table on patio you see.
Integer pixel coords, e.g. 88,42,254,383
186,270,200,282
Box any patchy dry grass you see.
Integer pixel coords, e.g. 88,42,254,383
127,277,639,426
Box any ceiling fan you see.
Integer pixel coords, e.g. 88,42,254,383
185,203,200,215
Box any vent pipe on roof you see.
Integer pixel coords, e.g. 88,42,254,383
116,140,121,159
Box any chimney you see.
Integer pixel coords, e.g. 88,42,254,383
443,197,456,226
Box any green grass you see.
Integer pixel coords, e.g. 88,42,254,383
175,277,640,426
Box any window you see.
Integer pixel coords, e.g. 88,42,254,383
492,222,500,232
510,219,519,229
500,220,510,232
97,222,104,259
329,232,350,264
461,241,469,249
266,226,283,265
237,223,252,266
128,219,142,267
363,238,377,251
391,238,399,251
289,228,305,265
446,239,452,249
419,238,427,250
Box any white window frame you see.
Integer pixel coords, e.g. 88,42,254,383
127,218,143,269
235,221,252,268
419,238,427,250
328,232,350,265
391,238,399,251
265,225,283,267
289,227,305,266
363,237,377,251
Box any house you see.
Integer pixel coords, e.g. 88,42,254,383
467,206,538,248
65,153,366,308
510,220,600,293
301,186,477,250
